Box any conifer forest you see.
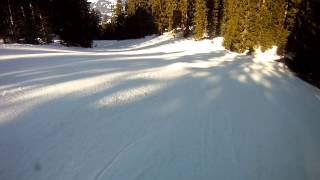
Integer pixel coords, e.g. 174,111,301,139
1,0,319,82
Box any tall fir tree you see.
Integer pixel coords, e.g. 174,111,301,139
166,0,179,31
53,0,99,47
223,0,289,53
193,0,208,39
0,0,12,42
179,0,188,33
285,0,320,82
127,0,137,15
152,0,168,33
223,0,247,52
212,0,223,36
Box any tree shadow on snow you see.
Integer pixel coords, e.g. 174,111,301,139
1,38,320,180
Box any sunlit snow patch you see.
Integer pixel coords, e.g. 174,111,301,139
253,46,280,63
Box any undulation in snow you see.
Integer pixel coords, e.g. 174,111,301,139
0,35,320,180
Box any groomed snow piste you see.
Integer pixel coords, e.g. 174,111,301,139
0,35,320,180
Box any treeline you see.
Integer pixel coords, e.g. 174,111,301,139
0,0,99,47
0,0,319,82
100,0,224,40
100,0,156,39
102,0,319,83
102,0,310,53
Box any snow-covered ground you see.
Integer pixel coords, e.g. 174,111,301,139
1,35,320,180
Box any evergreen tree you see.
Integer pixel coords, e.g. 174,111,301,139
285,0,320,82
223,0,289,53
179,0,188,34
151,0,167,33
185,0,196,36
52,0,99,47
36,0,54,43
207,0,224,37
0,0,11,42
254,0,289,51
193,0,208,39
166,0,178,31
113,0,127,39
0,0,99,47
206,0,214,37
223,0,247,52
212,0,223,36
127,0,137,15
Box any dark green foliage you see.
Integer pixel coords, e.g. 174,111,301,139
223,0,289,53
0,0,11,42
52,0,99,47
223,0,248,52
185,0,196,36
1,0,99,47
2,0,319,86
166,0,182,31
221,0,319,85
207,0,223,37
121,6,156,39
100,4,156,40
285,0,320,84
99,0,222,40
193,0,208,39
179,0,188,32
212,0,223,36
1,0,48,43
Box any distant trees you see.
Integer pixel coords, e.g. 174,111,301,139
1,0,228,43
1,0,319,84
0,0,50,43
0,0,99,47
52,0,100,47
99,0,319,84
100,0,224,39
100,0,156,39
0,0,12,42
100,0,316,54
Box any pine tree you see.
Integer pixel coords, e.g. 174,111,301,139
0,0,12,42
193,0,208,39
179,0,188,33
206,0,214,37
212,0,223,36
151,0,167,33
285,0,320,81
113,0,126,38
185,0,196,36
52,0,99,47
223,0,245,52
127,0,137,15
223,0,289,53
253,0,288,51
207,0,224,37
37,0,54,43
166,0,179,31
114,0,123,18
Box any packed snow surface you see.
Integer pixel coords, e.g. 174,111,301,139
1,35,320,180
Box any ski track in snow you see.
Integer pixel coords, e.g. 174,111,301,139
0,35,320,180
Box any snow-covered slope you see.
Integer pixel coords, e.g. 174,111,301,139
1,36,320,180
